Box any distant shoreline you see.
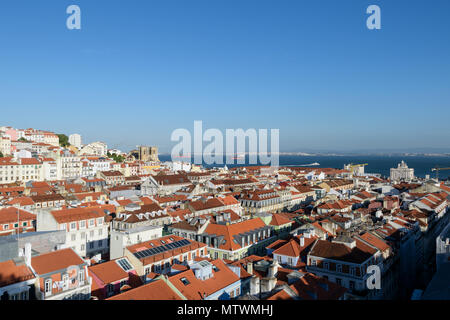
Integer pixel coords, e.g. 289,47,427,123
159,152,450,157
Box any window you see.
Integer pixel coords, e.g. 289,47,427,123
20,291,28,300
337,264,342,273
45,279,52,294
89,219,95,226
180,277,190,285
81,232,85,239
81,244,85,251
98,229,102,236
63,274,69,290
106,284,114,293
3,224,8,230
89,242,94,249
90,231,94,238
70,222,76,230
349,281,355,291
80,221,86,228
22,222,27,227
98,240,103,247
336,278,342,286
79,270,85,283
97,218,103,225
71,234,76,241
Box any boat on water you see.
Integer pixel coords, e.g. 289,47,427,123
284,162,320,167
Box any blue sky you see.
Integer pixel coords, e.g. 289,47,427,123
0,0,449,153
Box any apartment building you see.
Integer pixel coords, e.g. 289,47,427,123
0,157,43,185
196,218,276,261
0,136,11,156
110,225,163,260
37,206,110,258
239,189,287,215
0,258,36,300
124,235,208,278
56,150,82,180
0,207,36,236
31,248,92,300
141,174,192,196
306,236,384,299
98,170,125,186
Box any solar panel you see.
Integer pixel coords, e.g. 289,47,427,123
117,258,133,271
133,239,191,259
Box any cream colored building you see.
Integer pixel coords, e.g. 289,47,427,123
0,157,44,185
390,161,414,182
0,136,11,156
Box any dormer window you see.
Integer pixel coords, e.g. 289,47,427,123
180,277,190,285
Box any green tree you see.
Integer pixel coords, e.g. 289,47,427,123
0,151,3,158
107,152,125,163
57,134,70,147
18,137,29,142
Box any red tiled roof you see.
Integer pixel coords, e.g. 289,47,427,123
107,279,183,300
31,248,85,275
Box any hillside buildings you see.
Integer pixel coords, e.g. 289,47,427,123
1,124,449,301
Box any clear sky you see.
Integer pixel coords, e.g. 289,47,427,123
1,0,449,153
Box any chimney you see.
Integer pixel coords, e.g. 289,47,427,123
268,260,279,278
300,236,305,247
24,242,32,267
247,262,253,275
